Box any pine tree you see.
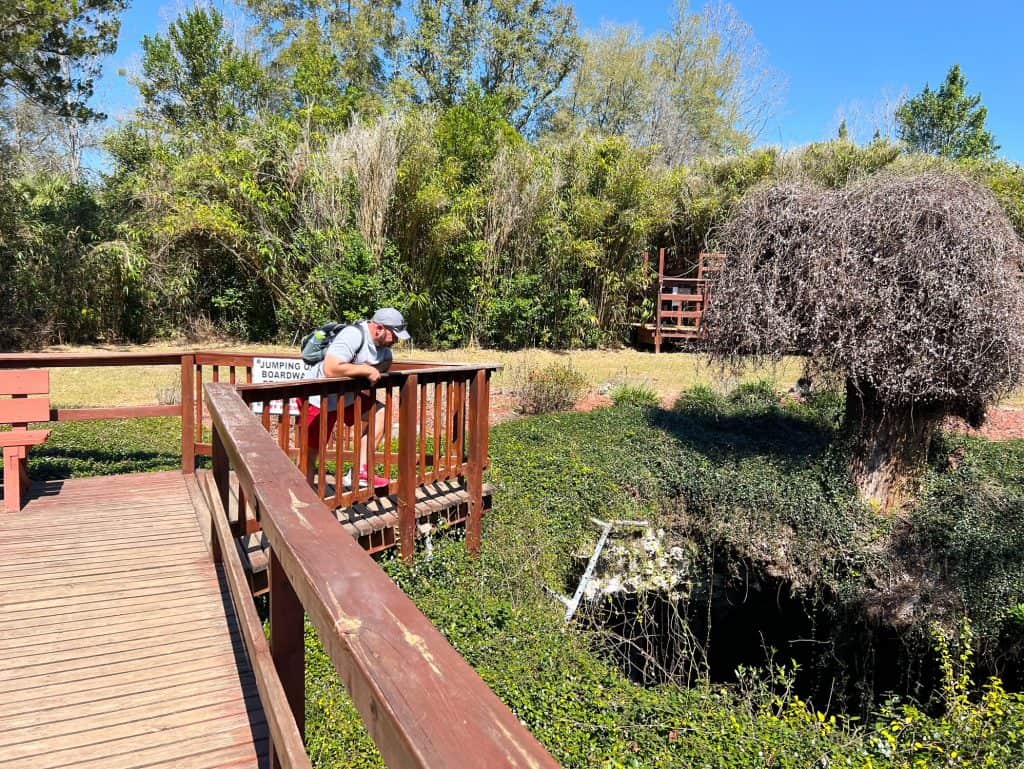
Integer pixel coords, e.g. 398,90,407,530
0,0,126,120
896,64,998,159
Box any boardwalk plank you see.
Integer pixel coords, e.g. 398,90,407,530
0,576,216,611
0,554,210,590
3,717,269,769
1,693,264,761
0,667,256,732
0,584,217,623
0,631,245,688
0,606,229,652
0,654,252,718
0,473,267,769
0,556,212,594
0,617,239,666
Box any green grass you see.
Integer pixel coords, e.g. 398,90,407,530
23,418,183,479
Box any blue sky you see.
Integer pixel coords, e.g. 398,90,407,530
96,0,1024,162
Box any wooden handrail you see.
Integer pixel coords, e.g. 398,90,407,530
0,352,190,367
198,472,312,769
204,382,560,769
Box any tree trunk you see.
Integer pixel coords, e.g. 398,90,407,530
844,378,944,513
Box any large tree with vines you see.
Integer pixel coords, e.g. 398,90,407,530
704,171,1024,510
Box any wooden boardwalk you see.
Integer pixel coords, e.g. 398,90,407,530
0,471,267,769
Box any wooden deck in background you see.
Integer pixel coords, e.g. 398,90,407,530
0,471,268,769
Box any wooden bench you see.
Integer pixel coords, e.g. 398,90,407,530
1,370,51,512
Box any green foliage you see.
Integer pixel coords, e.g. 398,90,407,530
510,361,588,415
102,112,405,340
726,377,779,411
793,137,902,188
871,621,1024,767
565,1,780,163
911,435,1024,648
138,8,270,133
896,64,998,160
609,382,660,407
0,172,128,347
297,387,1024,766
668,148,779,254
482,274,550,349
11,2,1024,355
406,0,581,133
549,134,672,335
244,0,401,104
673,383,726,416
0,0,126,119
19,418,183,479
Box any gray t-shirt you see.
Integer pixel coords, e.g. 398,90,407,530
304,321,393,409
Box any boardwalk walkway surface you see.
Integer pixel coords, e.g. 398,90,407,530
0,471,268,769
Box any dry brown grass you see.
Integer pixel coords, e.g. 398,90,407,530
32,341,1024,409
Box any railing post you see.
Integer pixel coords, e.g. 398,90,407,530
398,373,419,563
466,369,487,556
270,548,305,769
655,247,666,354
181,355,195,473
211,424,228,563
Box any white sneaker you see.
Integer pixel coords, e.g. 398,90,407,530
341,469,367,489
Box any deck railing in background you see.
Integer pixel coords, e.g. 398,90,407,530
0,352,198,467
231,364,493,559
0,353,492,505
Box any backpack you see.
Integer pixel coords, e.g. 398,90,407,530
299,321,367,366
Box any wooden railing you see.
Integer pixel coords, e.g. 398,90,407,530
0,352,488,483
643,249,724,352
190,357,495,560
203,382,560,769
0,352,197,464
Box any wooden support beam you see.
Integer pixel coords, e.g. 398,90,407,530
398,374,419,563
180,355,196,474
466,370,486,556
270,548,305,769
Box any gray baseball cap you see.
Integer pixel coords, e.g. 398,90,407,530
371,307,411,340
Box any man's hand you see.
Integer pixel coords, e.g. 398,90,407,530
323,355,382,383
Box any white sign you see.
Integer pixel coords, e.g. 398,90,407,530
251,357,312,415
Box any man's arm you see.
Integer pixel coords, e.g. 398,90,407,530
320,326,380,382
323,355,381,382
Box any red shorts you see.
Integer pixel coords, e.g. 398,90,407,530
304,394,375,450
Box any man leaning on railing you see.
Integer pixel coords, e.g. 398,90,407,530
301,308,410,490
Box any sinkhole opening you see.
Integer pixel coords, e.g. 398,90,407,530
572,547,1023,717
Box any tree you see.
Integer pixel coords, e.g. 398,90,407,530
138,8,270,133
896,64,998,160
406,0,581,133
705,172,1024,510
0,0,126,120
565,1,782,164
567,24,648,137
243,0,402,101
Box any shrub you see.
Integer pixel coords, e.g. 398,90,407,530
673,383,726,415
727,378,780,411
870,621,1024,767
510,361,588,415
155,383,181,405
609,381,660,407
